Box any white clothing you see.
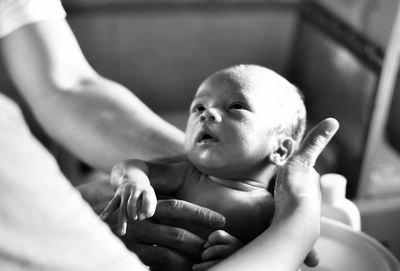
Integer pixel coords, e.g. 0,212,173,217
0,0,66,37
0,95,146,271
0,1,146,269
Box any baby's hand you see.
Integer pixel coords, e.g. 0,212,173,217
192,230,242,271
99,163,157,236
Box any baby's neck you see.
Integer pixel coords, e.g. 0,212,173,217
208,175,270,192
192,159,278,191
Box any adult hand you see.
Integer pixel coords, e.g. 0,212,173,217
274,118,339,221
98,200,225,271
79,180,226,271
274,118,339,267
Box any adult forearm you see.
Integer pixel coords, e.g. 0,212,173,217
211,204,319,271
36,76,184,171
1,19,184,172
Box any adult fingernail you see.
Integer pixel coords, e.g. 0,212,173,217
324,118,339,134
209,214,226,228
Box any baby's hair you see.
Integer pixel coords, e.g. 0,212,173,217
283,87,307,147
214,64,307,147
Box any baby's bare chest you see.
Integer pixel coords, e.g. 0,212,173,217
174,175,274,243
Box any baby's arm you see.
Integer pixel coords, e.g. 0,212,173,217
100,158,189,235
100,160,155,235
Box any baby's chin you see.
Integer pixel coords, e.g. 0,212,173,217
188,154,228,175
189,157,245,180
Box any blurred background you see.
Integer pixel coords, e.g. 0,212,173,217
1,0,400,263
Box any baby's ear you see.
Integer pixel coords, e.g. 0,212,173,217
268,137,295,166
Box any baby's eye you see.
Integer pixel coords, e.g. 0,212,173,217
192,104,206,113
229,103,246,110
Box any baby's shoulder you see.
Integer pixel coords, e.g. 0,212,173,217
147,155,195,177
150,154,190,165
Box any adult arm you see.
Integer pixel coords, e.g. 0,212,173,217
1,18,184,172
210,118,339,271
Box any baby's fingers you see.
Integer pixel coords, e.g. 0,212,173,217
202,230,242,261
127,191,142,221
204,230,240,248
201,245,237,261
99,194,120,220
126,187,156,221
193,260,220,271
137,189,157,220
117,188,129,236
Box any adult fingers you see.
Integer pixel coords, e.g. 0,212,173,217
125,243,193,271
118,219,205,259
295,118,339,167
154,199,225,229
101,201,207,258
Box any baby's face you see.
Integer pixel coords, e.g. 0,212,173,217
184,73,286,179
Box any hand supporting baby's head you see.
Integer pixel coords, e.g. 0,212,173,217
184,64,306,183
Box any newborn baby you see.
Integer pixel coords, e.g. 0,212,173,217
101,64,307,270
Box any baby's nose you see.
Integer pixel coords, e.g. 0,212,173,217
200,108,222,122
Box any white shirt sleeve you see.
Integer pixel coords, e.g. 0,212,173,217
0,0,66,38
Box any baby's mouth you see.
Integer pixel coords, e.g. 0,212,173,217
197,130,218,144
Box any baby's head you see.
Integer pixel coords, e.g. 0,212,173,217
184,64,306,181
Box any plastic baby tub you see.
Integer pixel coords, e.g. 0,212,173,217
302,217,400,271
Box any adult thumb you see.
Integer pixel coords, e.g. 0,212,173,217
294,118,339,167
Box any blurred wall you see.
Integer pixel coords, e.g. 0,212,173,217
65,1,300,129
